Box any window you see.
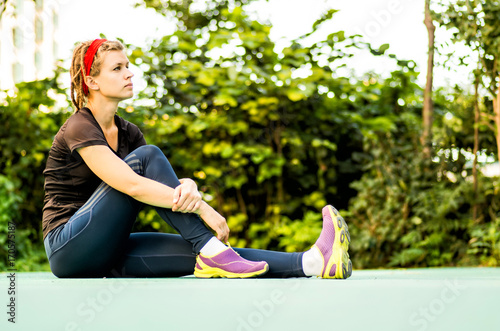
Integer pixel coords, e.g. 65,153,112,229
52,9,58,27
35,0,43,11
53,40,58,59
14,0,24,16
12,26,23,49
12,62,23,83
35,16,43,43
35,50,42,72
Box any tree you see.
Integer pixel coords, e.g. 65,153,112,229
437,0,500,162
422,0,435,158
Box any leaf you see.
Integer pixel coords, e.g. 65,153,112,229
369,43,390,56
213,94,238,107
312,9,340,31
286,89,305,102
196,72,216,86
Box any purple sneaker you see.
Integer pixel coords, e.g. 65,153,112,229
194,246,269,278
312,205,352,279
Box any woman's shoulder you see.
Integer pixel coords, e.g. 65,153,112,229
66,108,97,126
52,108,92,140
62,108,107,149
65,108,99,131
68,107,95,123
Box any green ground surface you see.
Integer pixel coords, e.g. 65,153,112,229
1,268,499,331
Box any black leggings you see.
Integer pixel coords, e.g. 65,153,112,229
44,145,305,278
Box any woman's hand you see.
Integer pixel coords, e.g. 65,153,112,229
172,178,202,213
198,203,230,243
172,178,229,242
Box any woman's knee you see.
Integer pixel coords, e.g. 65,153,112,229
125,145,168,171
126,144,178,184
132,145,163,158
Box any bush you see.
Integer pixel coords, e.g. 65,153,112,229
0,73,70,272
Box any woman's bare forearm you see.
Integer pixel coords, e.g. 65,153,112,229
130,176,213,216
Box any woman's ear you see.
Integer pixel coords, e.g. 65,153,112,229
85,76,99,92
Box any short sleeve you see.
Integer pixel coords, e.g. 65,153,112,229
64,110,107,154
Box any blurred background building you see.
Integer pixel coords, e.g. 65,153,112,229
0,0,60,90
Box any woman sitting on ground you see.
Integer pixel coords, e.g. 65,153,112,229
42,39,352,279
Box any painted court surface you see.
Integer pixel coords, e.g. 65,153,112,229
1,268,499,331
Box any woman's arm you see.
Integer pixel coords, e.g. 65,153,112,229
78,145,229,242
78,145,189,209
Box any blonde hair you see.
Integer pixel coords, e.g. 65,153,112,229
69,40,125,110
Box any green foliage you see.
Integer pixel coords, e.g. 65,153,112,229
0,71,70,271
123,0,500,266
0,175,22,270
348,79,500,268
435,0,500,160
1,0,499,271
436,0,500,88
464,176,500,266
128,0,403,250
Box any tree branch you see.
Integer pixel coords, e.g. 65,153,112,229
480,112,496,122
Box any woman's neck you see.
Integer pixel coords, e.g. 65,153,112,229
86,97,118,130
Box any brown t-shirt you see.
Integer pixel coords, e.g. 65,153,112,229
42,107,146,239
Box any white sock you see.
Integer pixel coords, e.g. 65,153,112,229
200,237,227,256
302,246,323,276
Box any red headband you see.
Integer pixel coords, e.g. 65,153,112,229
82,38,107,95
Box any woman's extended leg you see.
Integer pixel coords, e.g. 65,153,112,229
110,204,352,278
111,206,352,279
110,232,305,278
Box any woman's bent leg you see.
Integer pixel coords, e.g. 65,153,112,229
45,145,215,277
124,145,214,253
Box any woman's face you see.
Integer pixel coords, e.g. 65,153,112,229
91,50,134,101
